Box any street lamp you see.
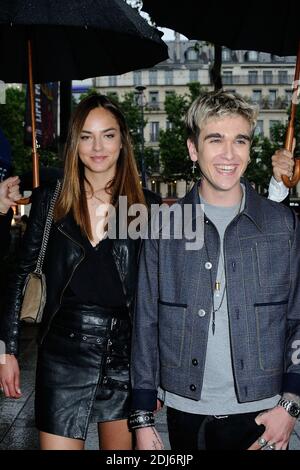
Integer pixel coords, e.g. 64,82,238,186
135,85,146,187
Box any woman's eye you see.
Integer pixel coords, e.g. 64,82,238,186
105,134,115,139
80,135,90,140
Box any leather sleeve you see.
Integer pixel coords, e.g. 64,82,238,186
0,187,50,355
0,208,13,259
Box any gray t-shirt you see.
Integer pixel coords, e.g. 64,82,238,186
163,185,280,414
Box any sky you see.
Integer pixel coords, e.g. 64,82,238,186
129,2,188,42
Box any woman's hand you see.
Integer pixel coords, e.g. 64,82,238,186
0,354,22,398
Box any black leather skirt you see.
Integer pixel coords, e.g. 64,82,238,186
35,303,131,440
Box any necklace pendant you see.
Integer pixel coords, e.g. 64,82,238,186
215,281,221,297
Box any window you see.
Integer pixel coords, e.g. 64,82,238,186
108,76,117,86
254,120,264,136
269,89,277,106
165,90,175,98
247,51,258,62
148,91,159,109
252,90,262,105
222,71,233,85
149,70,157,85
263,71,273,84
222,49,231,62
134,71,142,86
269,120,280,135
278,70,288,84
284,89,293,106
186,48,198,61
165,70,173,85
150,150,160,173
168,182,177,197
150,122,159,142
248,71,258,85
189,69,198,82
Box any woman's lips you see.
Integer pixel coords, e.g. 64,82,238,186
90,155,108,163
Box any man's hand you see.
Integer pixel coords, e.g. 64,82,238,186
248,406,296,450
135,426,164,450
0,354,22,399
0,176,21,214
272,141,296,183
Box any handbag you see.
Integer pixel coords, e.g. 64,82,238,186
19,180,61,323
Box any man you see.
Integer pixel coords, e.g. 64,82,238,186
130,91,300,450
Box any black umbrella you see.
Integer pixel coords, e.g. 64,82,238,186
0,0,168,198
0,0,168,83
142,0,300,186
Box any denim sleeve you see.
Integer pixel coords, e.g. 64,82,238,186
131,234,160,412
282,212,300,395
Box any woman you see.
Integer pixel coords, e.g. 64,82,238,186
0,95,157,450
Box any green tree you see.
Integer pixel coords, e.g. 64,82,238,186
246,105,300,193
159,83,205,181
0,87,31,174
0,87,61,176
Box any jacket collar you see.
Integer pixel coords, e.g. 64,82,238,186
55,211,85,247
181,177,264,232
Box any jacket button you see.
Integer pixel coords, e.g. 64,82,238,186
198,309,206,317
96,338,101,343
70,333,75,338
192,358,198,366
82,336,87,341
205,262,212,270
190,384,196,392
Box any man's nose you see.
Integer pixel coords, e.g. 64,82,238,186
222,141,235,160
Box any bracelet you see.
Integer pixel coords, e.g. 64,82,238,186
128,410,155,430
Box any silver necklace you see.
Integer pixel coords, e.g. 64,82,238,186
202,194,243,335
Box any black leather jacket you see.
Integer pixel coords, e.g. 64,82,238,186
0,208,13,260
0,182,161,355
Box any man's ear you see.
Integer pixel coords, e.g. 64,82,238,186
187,139,198,162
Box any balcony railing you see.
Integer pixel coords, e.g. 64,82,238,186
250,97,290,109
145,102,164,111
149,133,160,142
222,74,294,85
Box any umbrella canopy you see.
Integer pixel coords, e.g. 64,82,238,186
0,0,168,83
142,0,300,186
142,1,299,56
0,0,168,199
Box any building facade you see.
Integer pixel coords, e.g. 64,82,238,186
87,35,297,197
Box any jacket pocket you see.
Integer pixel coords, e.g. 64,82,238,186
255,303,287,372
158,301,186,368
252,238,291,294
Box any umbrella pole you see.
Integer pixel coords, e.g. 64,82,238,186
16,39,40,205
28,38,40,189
282,41,300,188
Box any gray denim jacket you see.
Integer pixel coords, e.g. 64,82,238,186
131,179,300,411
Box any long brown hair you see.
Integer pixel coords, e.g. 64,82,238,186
54,94,145,240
